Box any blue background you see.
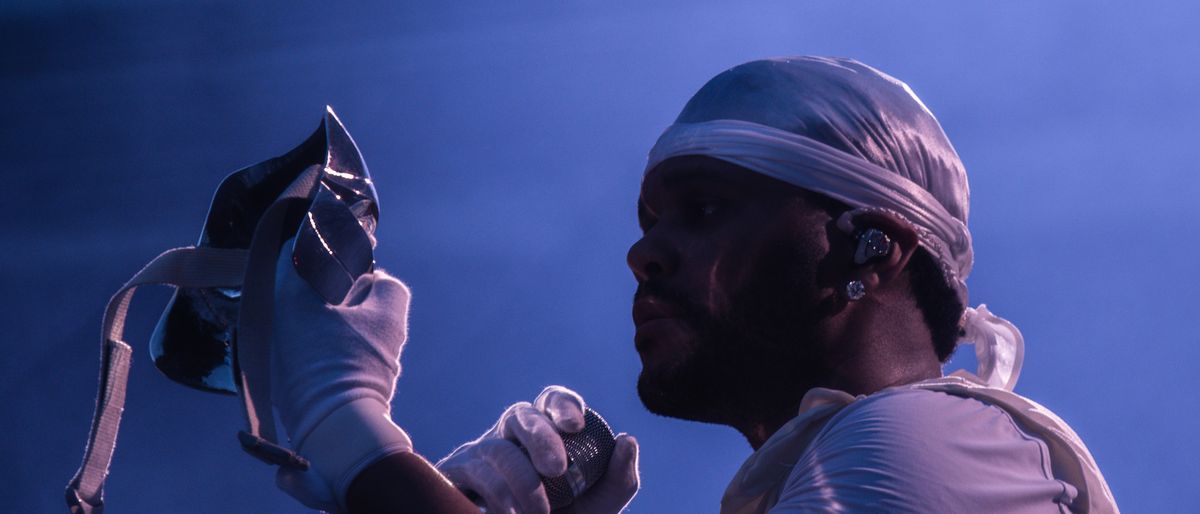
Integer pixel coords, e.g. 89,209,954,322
3,1,1197,512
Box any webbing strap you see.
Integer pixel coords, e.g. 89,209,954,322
66,246,250,514
233,165,321,467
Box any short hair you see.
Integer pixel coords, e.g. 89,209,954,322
907,247,964,362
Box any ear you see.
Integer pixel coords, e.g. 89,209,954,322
846,211,920,293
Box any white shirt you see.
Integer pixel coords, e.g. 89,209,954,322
720,374,1118,514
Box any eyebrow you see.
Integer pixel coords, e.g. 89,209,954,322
659,166,740,189
638,162,746,231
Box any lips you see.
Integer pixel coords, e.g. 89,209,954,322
632,300,690,358
633,297,681,328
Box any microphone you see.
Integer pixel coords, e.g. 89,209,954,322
542,408,617,509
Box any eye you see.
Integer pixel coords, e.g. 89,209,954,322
637,199,657,233
685,198,720,222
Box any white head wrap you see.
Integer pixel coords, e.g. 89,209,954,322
644,56,1024,390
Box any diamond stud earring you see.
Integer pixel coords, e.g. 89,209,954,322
845,280,866,301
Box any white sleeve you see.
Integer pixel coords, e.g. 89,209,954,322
768,389,1077,514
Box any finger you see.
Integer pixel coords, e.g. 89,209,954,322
499,403,569,477
562,434,640,514
534,385,586,433
481,439,551,514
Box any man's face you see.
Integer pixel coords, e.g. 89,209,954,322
628,155,842,426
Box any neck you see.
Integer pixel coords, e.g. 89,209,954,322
734,412,799,450
824,293,942,395
733,297,942,450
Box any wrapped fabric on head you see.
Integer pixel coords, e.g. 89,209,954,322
644,56,1025,390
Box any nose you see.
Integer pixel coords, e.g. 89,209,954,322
627,230,675,283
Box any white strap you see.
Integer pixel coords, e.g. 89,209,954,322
234,165,321,466
66,246,249,514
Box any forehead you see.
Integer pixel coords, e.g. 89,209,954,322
639,155,801,206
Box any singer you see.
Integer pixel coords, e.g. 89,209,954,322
267,57,1118,513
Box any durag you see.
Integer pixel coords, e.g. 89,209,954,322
644,56,1023,390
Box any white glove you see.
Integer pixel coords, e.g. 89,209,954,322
436,386,640,514
269,239,415,512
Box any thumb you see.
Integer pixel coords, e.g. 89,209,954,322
361,270,411,310
337,269,411,319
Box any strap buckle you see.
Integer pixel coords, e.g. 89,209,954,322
65,487,102,514
238,431,310,470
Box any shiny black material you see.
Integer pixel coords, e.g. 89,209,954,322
292,183,377,305
149,107,378,394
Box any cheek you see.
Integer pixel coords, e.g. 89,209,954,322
685,235,765,318
723,229,830,317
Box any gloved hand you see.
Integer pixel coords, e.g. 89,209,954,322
269,238,415,512
436,386,640,514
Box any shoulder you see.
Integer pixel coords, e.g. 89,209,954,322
812,387,1054,480
824,386,1026,444
769,388,1075,513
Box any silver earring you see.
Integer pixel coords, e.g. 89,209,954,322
845,280,866,301
854,228,892,264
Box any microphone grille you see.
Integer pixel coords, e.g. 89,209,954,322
542,408,616,509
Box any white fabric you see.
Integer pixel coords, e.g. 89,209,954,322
436,386,640,514
235,164,325,454
645,119,1024,390
269,238,414,513
721,375,1118,514
963,305,1025,390
648,120,972,295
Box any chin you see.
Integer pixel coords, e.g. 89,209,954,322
636,362,726,424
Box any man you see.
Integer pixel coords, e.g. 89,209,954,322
268,56,1118,513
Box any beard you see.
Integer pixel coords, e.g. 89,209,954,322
635,240,830,427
